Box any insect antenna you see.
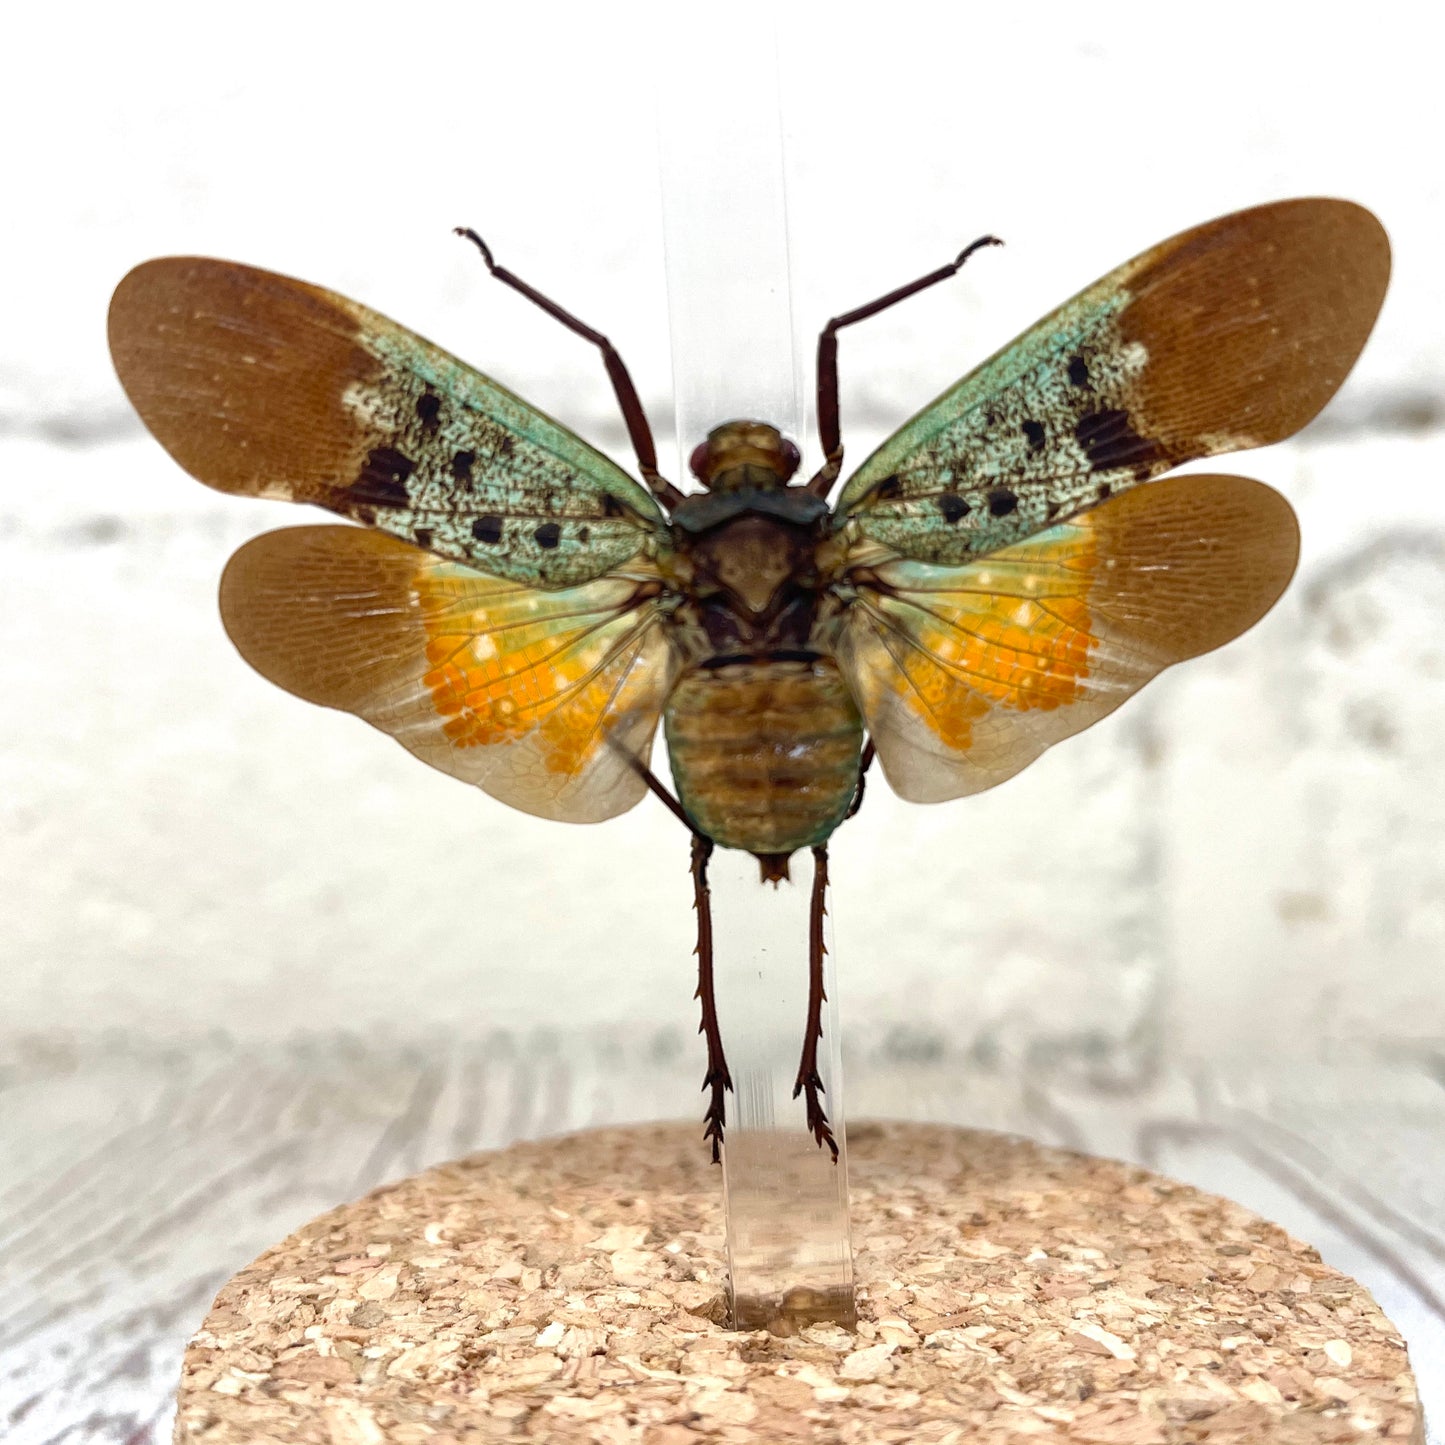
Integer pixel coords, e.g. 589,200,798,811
454,227,685,512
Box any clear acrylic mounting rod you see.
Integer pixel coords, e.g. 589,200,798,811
656,13,854,1331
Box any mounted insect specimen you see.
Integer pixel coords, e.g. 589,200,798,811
109,199,1389,1160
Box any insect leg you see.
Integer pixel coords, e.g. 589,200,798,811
793,845,840,1160
844,738,876,822
806,235,1004,499
605,735,708,841
691,834,732,1162
454,227,685,512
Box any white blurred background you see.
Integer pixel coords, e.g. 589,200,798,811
3,2,1443,1440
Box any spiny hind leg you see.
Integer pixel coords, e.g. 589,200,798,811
691,835,732,1162
844,738,875,822
793,844,839,1160
613,742,729,1160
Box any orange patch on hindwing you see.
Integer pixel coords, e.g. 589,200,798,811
415,567,647,776
220,526,672,825
872,522,1102,749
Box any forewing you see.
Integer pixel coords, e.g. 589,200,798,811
109,258,669,587
837,474,1298,802
219,526,678,823
836,199,1387,563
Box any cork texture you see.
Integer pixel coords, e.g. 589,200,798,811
174,1122,1422,1443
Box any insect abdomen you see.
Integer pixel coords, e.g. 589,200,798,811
665,658,863,856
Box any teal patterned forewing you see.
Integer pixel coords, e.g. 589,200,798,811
108,257,671,589
345,317,670,585
835,199,1390,566
836,285,1158,560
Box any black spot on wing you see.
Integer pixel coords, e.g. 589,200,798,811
1022,420,1046,450
350,447,415,508
601,495,625,518
472,515,503,545
451,449,476,483
578,526,591,543
874,474,902,501
1067,355,1091,389
987,488,1018,518
415,392,441,431
414,526,434,550
533,522,562,550
1074,409,1167,473
937,493,970,524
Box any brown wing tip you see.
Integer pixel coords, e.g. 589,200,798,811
219,525,414,709
218,525,322,699
1224,475,1301,635
109,256,236,350
1177,196,1390,281
1282,199,1391,435
1129,197,1392,453
1101,473,1301,658
1234,196,1390,328
109,255,374,499
108,256,246,427
1286,195,1391,306
108,258,180,389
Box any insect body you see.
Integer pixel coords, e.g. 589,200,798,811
665,424,860,870
109,200,1389,1159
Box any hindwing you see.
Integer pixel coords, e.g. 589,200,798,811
220,526,677,823
837,475,1299,801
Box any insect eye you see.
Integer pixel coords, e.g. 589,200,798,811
780,439,801,478
689,441,711,479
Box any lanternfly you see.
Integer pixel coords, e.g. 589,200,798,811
109,200,1389,1159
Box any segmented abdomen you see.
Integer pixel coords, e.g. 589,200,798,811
664,658,863,856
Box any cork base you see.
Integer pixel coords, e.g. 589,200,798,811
175,1122,1422,1443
